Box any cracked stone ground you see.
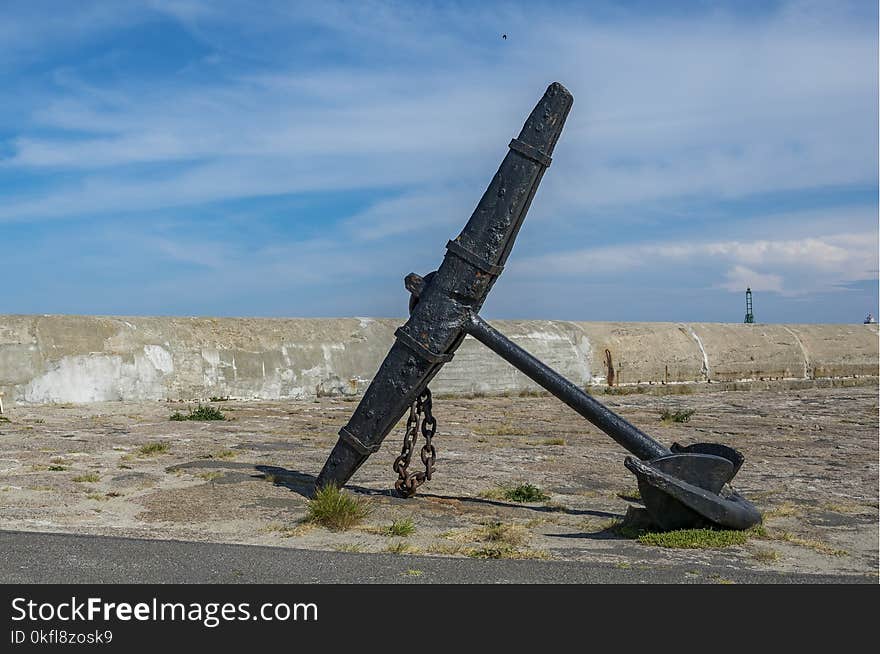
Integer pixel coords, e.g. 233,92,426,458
0,385,876,580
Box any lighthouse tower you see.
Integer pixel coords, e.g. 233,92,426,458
744,288,754,324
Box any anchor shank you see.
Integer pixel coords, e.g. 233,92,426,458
464,313,669,461
315,83,574,490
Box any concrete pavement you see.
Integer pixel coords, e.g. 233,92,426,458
1,530,873,584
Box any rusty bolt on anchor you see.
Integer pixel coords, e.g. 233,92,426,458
316,82,762,532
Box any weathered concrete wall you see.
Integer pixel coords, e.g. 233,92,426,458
0,315,876,405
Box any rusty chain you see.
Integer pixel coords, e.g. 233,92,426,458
392,387,437,497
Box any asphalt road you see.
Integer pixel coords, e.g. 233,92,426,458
1,530,873,584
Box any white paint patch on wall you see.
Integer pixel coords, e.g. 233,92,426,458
574,334,594,385
24,355,123,403
200,348,221,387
685,325,710,381
21,346,174,403
143,345,174,374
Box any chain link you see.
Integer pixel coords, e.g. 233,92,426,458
393,388,437,497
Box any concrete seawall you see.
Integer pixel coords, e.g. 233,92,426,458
0,315,876,406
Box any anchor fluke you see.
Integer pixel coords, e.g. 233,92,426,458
625,455,762,531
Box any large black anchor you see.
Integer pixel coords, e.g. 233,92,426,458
316,82,762,531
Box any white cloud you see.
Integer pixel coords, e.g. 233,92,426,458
0,1,875,226
342,186,478,241
513,227,878,297
721,266,784,294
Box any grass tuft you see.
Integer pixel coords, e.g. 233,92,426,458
766,530,848,556
72,473,100,483
306,484,371,531
137,442,169,456
425,543,464,556
764,502,802,518
660,408,696,423
474,521,529,546
503,483,550,503
603,519,768,549
752,548,780,563
386,517,416,537
264,522,314,538
170,405,225,421
385,541,417,554
480,482,550,503
636,526,766,549
471,423,531,436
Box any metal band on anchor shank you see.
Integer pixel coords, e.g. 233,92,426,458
394,327,454,364
446,240,504,276
339,426,381,455
508,138,552,167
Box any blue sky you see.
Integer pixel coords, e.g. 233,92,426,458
0,0,877,323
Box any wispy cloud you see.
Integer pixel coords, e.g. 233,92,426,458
513,227,878,296
2,2,875,219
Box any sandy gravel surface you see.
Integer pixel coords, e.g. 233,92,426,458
0,385,876,580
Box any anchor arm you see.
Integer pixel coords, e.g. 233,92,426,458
465,312,761,530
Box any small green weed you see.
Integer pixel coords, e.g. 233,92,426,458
504,483,550,503
170,405,225,421
480,482,550,503
660,408,696,423
386,517,416,537
385,541,415,554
